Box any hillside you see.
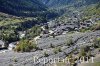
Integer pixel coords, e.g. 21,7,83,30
83,3,100,17
41,0,100,8
0,0,100,66
0,0,47,16
41,0,100,24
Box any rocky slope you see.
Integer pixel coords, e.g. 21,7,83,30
0,30,100,66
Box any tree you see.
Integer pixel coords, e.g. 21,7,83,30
1,30,19,43
25,26,42,39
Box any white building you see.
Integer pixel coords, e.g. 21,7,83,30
19,31,26,39
0,40,5,48
8,42,17,50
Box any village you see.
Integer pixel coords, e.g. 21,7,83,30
0,13,97,50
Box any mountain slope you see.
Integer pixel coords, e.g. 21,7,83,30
0,0,47,16
41,0,69,7
41,0,100,8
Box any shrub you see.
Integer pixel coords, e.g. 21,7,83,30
79,47,86,57
44,52,49,57
13,58,18,62
79,28,90,33
66,38,73,46
58,47,62,52
53,47,62,54
50,43,54,48
9,64,13,66
15,40,37,52
87,51,91,57
93,24,100,31
93,37,100,48
67,54,75,65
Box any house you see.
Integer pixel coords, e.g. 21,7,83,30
80,22,88,29
41,29,49,34
34,36,41,44
48,21,57,28
49,23,79,35
49,30,54,34
85,20,92,27
40,34,49,38
19,31,26,39
8,42,18,50
0,40,5,48
62,31,68,35
41,26,45,31
80,20,93,29
96,18,100,21
65,23,79,31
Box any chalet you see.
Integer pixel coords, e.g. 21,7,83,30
89,19,95,24
8,42,18,50
62,31,68,35
40,34,49,38
80,20,93,29
80,23,87,29
34,36,40,41
65,23,79,31
34,36,41,44
48,21,57,28
85,20,92,27
0,40,5,48
41,26,45,30
49,23,80,35
41,29,49,34
49,30,54,34
54,30,63,35
19,31,26,39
